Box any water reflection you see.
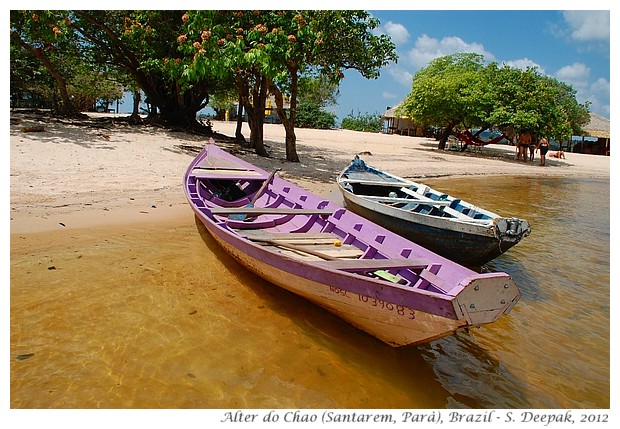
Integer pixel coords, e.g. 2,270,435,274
416,334,531,409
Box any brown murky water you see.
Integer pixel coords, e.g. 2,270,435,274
10,176,609,409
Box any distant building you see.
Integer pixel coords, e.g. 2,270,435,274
572,113,610,156
381,104,424,136
219,95,290,124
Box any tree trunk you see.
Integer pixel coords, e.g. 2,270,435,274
271,87,299,162
248,113,268,157
128,90,143,124
270,71,300,163
155,80,209,128
438,125,454,150
235,100,245,143
283,121,298,162
237,72,268,157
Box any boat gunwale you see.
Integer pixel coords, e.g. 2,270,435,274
339,186,498,234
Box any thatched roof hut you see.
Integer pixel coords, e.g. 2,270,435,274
582,112,610,139
382,105,399,119
574,112,610,155
380,104,420,136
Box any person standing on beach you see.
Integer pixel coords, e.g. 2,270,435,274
529,138,536,161
537,137,550,166
517,133,531,163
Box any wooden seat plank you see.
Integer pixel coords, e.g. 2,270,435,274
317,258,431,271
340,178,410,187
245,235,361,260
363,195,451,206
210,207,334,216
417,269,453,294
241,230,340,245
191,169,268,180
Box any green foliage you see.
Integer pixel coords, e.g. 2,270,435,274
295,102,336,129
10,10,85,114
299,73,340,108
399,53,590,144
11,9,398,140
67,64,124,111
399,53,485,129
180,10,396,160
341,111,382,132
311,11,397,79
10,43,55,106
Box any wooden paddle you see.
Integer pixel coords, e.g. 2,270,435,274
229,168,281,221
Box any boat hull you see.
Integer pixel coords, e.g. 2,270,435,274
337,157,530,266
342,195,513,267
209,228,466,346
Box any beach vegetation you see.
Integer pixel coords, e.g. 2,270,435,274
399,53,590,150
341,111,383,133
10,10,86,117
299,73,340,109
69,10,227,130
11,10,227,130
295,74,339,129
11,11,125,116
11,10,396,159
295,102,336,129
10,42,56,109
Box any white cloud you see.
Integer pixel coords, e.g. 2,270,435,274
562,11,610,43
382,91,399,100
555,62,590,91
581,77,610,118
579,78,611,118
590,77,610,96
553,65,609,118
382,21,410,45
406,34,495,69
504,58,546,74
388,67,413,86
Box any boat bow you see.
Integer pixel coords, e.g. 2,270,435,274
453,273,521,325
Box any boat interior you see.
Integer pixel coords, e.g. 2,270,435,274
185,170,459,295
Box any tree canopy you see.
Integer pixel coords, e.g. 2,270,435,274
179,10,396,160
399,53,590,149
11,10,397,160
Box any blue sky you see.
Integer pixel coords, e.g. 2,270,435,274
334,9,611,122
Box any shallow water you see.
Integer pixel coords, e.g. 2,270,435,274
10,176,609,409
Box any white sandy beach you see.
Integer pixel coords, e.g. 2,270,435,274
9,111,610,234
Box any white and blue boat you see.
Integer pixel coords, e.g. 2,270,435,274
337,156,531,266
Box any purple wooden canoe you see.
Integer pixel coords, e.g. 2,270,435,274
183,140,521,347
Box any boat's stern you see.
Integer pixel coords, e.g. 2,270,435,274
452,273,521,326
495,217,531,243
